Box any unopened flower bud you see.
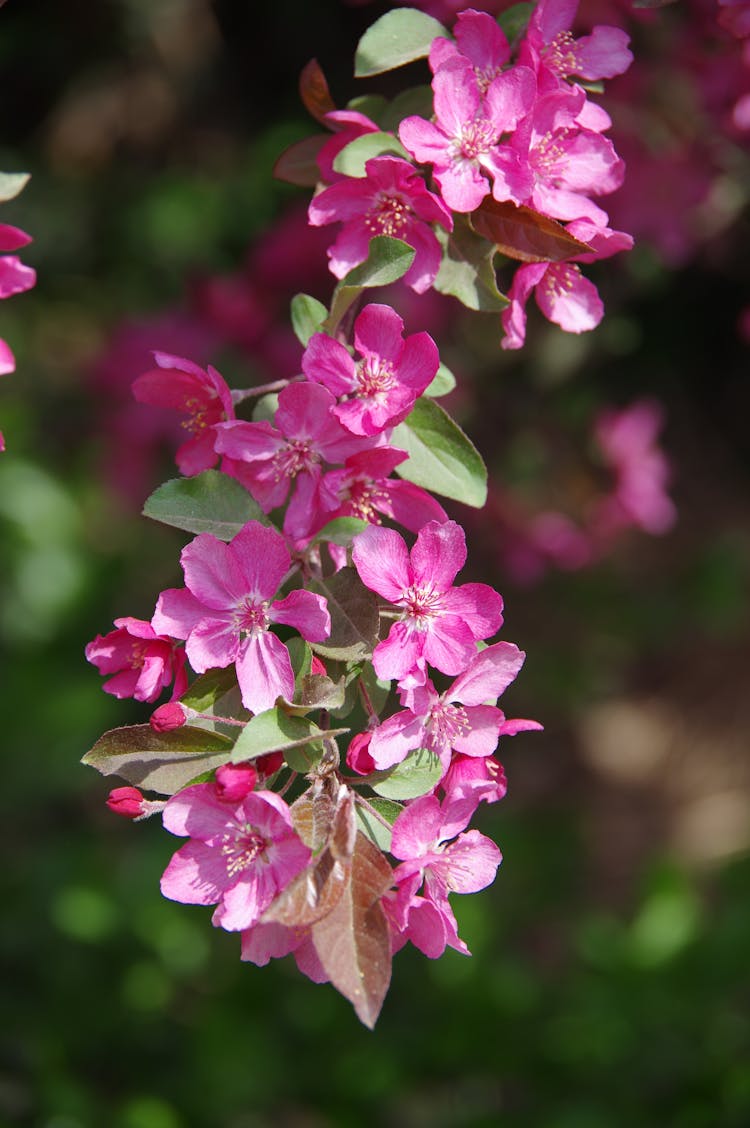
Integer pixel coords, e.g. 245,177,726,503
150,702,187,732
106,786,145,818
346,732,375,776
310,655,327,677
255,751,283,778
215,762,257,802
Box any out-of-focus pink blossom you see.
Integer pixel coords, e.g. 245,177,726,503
592,399,676,537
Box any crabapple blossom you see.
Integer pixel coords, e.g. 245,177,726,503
85,617,188,703
521,0,633,88
428,8,511,90
302,303,439,436
309,156,453,293
160,784,311,932
151,521,330,715
352,520,504,685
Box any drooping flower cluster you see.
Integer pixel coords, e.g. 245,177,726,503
82,3,644,1028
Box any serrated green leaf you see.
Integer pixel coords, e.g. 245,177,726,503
309,568,380,662
310,516,368,547
332,131,409,178
434,220,507,312
391,396,487,507
291,293,328,346
355,797,402,851
0,172,30,202
371,748,443,800
143,470,270,541
324,236,415,334
355,9,448,77
82,725,234,796
424,361,456,398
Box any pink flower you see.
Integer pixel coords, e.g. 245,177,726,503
214,382,365,541
85,617,188,703
160,785,311,932
429,9,510,91
132,352,235,476
521,0,633,87
369,641,542,770
318,447,449,534
151,521,330,715
308,156,453,293
442,753,508,806
302,304,439,436
0,222,36,385
352,520,504,685
592,400,676,537
399,58,536,212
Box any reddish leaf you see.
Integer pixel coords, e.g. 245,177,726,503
470,199,593,264
273,134,326,186
263,788,356,928
311,831,393,1029
300,59,336,125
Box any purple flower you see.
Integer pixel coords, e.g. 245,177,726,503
308,156,453,293
151,520,330,715
160,785,311,932
302,303,439,436
352,520,504,686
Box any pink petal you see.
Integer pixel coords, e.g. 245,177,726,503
442,829,502,893
236,631,294,714
369,709,427,770
0,338,15,375
185,615,238,672
372,620,422,682
162,783,237,840
450,641,525,706
271,589,330,642
302,332,358,397
352,524,412,602
152,587,207,640
411,520,466,592
354,303,405,364
181,534,248,610
160,839,228,906
535,264,603,333
0,256,35,299
230,521,290,600
444,582,504,639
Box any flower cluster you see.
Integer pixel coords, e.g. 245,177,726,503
82,3,639,1027
0,174,36,450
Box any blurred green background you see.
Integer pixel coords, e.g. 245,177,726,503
1,2,749,1126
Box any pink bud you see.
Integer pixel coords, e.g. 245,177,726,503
215,762,257,802
150,702,186,732
106,786,145,819
310,655,327,677
346,732,375,776
255,751,283,778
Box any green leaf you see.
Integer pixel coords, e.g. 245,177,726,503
230,708,321,763
380,86,435,132
309,516,368,547
434,220,508,312
252,393,279,424
273,134,326,187
179,668,249,736
332,131,409,178
290,293,328,346
346,94,388,124
324,236,415,334
143,470,270,541
371,748,443,800
289,673,347,714
0,172,30,202
391,396,487,507
424,361,456,398
355,797,402,852
497,3,534,45
309,568,380,662
82,725,233,796
355,9,448,77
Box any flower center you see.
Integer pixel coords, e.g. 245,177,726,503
542,263,579,298
342,478,388,524
532,129,572,186
130,640,149,668
181,393,219,434
221,823,267,877
235,597,270,636
366,194,410,238
456,119,496,161
543,30,579,78
357,356,396,397
272,439,319,482
399,583,444,628
427,700,470,751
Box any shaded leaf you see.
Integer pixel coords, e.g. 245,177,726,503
273,134,326,186
332,131,409,178
309,568,380,662
471,198,593,264
82,725,233,796
310,516,368,547
143,470,269,541
355,9,447,77
371,747,443,800
291,293,328,346
434,220,507,312
311,831,393,1028
252,392,279,424
391,396,487,507
230,708,321,763
355,797,402,852
346,93,388,123
324,236,415,335
424,361,456,398
180,668,249,736
0,172,30,202
497,2,534,44
380,86,434,132
298,674,347,711
299,58,336,124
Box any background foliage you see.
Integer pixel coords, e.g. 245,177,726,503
1,1,749,1125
